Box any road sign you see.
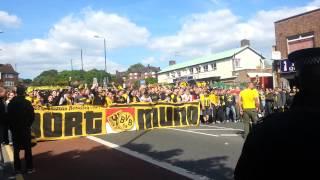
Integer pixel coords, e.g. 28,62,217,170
280,59,296,73
140,80,146,86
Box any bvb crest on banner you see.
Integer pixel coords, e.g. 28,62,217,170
107,109,135,132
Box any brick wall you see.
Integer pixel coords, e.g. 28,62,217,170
232,69,272,83
275,9,320,59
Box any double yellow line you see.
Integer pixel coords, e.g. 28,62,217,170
1,145,24,180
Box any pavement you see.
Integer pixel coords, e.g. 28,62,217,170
96,122,245,180
2,122,245,180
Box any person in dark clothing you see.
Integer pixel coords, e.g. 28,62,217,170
264,88,274,116
114,90,127,104
0,87,7,144
234,48,320,180
225,90,236,122
286,87,297,109
92,87,106,106
149,88,159,102
280,89,287,112
8,86,35,174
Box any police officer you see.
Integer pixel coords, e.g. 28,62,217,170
235,48,320,180
8,86,35,174
0,87,6,144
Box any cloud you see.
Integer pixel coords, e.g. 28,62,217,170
0,10,21,28
149,0,320,60
0,9,149,78
141,56,156,65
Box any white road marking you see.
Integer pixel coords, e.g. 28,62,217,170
200,124,244,131
168,128,219,137
200,124,229,129
168,128,240,137
220,134,239,137
190,128,244,131
87,136,211,180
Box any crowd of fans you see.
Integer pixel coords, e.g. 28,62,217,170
1,82,299,125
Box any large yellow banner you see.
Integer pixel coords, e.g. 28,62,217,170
33,102,200,140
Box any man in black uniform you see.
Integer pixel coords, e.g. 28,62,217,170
234,48,320,180
0,87,6,144
8,86,35,174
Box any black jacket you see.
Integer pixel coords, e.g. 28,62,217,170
0,97,5,125
235,94,319,180
8,96,35,147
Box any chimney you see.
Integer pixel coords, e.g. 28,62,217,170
240,39,250,47
169,60,176,66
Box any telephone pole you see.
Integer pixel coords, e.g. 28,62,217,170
70,59,73,71
81,49,84,71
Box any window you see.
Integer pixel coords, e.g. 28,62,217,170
167,73,170,77
196,67,201,73
211,63,217,70
233,58,241,68
145,72,148,75
4,74,14,78
189,68,194,74
287,32,314,54
4,81,14,87
171,72,175,78
130,77,133,80
177,71,181,77
204,65,208,72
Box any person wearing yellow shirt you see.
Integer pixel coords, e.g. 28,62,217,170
209,89,219,124
105,92,113,108
25,91,34,103
200,90,211,124
239,82,260,138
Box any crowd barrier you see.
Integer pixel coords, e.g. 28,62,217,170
32,102,200,140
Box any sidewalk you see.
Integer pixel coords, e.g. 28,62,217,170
2,137,189,180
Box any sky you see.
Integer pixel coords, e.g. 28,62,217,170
0,0,320,79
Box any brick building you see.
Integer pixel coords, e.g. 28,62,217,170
273,8,320,88
275,8,320,59
0,64,19,88
116,64,160,86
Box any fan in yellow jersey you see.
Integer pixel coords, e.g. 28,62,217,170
25,92,34,103
209,89,219,124
239,82,260,139
105,92,114,107
200,90,211,124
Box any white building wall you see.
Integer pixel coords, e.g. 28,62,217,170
234,48,263,71
157,48,263,84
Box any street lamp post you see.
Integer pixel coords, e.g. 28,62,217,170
103,38,107,73
94,35,108,86
94,35,107,73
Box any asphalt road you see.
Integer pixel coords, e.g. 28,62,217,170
97,122,245,180
3,122,245,180
24,138,189,180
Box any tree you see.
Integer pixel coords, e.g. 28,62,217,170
32,69,112,86
127,63,145,73
145,77,157,85
22,79,33,84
